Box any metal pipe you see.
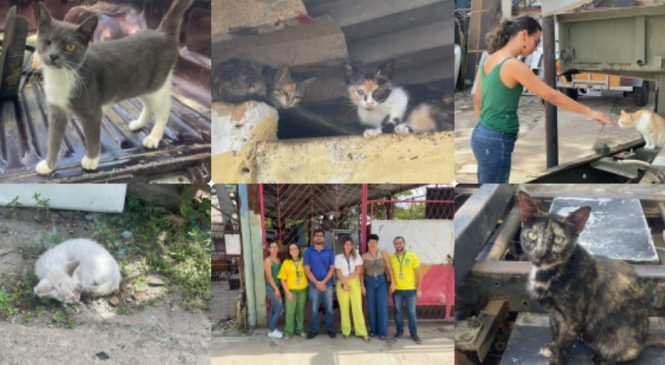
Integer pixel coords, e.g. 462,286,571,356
238,184,257,328
487,206,521,261
361,184,368,252
543,16,559,168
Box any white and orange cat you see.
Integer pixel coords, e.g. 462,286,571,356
618,110,665,149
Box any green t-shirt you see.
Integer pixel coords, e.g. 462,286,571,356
479,57,523,134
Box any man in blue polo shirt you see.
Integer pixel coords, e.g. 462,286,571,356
303,228,336,338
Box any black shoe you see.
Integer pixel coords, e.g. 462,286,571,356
306,332,318,339
327,330,337,338
393,332,403,341
411,334,422,344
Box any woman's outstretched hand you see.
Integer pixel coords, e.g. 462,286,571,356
588,110,614,125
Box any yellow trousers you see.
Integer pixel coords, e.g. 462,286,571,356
336,276,368,337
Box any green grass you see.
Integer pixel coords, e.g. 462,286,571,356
93,191,212,311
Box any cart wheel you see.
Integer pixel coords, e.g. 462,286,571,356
633,81,650,107
565,88,579,100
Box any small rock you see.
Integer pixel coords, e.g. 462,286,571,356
132,291,147,302
145,275,165,286
95,352,110,360
122,231,133,239
108,296,120,306
85,214,94,221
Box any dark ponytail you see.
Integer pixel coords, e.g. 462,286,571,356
485,16,542,53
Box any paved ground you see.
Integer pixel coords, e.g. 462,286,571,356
210,323,454,365
455,89,651,183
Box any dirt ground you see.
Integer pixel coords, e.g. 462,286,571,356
0,207,210,365
455,89,652,183
210,323,454,365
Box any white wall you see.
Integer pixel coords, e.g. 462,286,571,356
371,220,454,264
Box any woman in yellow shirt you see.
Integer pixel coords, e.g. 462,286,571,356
277,243,308,339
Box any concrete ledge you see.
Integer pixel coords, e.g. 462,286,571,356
248,132,454,183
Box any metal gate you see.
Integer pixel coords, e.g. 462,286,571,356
365,185,455,321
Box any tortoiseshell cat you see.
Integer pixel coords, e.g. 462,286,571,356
213,58,316,109
344,60,450,138
518,191,665,365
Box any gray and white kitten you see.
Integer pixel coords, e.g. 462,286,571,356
34,238,121,304
34,0,193,175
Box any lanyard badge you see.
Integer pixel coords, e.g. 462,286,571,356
294,259,301,285
397,251,407,280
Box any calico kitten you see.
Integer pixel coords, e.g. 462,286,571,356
344,60,449,138
213,58,316,109
34,0,193,175
64,1,147,42
618,109,665,149
518,191,665,365
34,238,121,304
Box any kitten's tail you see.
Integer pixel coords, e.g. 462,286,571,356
645,335,665,347
158,0,194,37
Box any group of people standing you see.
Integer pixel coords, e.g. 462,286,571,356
263,229,424,344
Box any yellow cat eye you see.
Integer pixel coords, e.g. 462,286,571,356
65,43,77,52
526,231,538,240
554,236,565,244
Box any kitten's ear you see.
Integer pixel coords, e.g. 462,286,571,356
517,191,541,222
274,66,292,85
65,261,80,277
564,206,591,234
299,77,317,91
376,60,394,79
343,62,358,83
77,15,99,43
35,2,53,30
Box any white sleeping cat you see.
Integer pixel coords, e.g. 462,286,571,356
618,109,665,149
34,238,121,304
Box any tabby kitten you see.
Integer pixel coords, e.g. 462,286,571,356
344,60,449,138
518,191,665,365
618,109,665,149
34,0,192,175
213,58,316,109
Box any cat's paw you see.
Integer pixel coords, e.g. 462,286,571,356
395,124,411,135
128,119,146,131
363,128,382,138
539,345,554,359
143,135,161,149
81,155,100,171
35,160,54,175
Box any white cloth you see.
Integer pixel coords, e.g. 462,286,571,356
334,253,363,277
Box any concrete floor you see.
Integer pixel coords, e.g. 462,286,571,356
455,89,651,183
210,323,454,365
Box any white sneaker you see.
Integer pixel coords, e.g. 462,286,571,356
268,330,283,339
275,329,283,336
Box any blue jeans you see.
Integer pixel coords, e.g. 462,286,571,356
266,285,283,332
365,274,389,337
470,123,517,183
393,290,417,336
308,285,334,333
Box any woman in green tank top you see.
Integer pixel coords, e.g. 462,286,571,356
264,241,284,338
471,16,614,183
